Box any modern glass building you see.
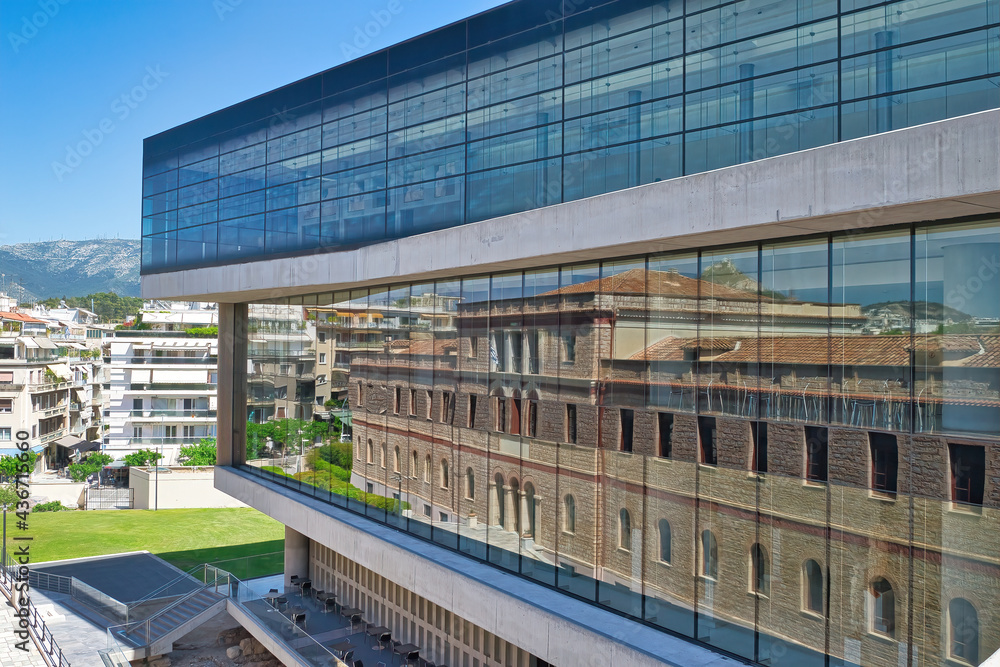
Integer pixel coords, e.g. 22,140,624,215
143,0,999,271
141,1,1000,666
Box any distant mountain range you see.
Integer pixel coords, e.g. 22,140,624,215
0,239,140,301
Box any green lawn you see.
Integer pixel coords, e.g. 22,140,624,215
13,508,284,579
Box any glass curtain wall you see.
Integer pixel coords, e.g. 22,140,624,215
245,217,1000,667
142,0,1000,272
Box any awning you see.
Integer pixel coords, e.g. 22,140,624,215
368,313,384,319
53,435,89,450
153,340,212,348
20,337,38,349
68,342,87,350
36,338,58,350
46,363,72,379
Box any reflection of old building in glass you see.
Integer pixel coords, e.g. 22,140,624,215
140,0,1000,664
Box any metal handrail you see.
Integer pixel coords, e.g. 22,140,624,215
1,555,70,666
112,565,223,646
125,563,206,612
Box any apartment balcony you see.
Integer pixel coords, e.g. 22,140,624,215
1,354,64,364
121,357,218,366
127,383,217,393
127,437,212,446
129,410,217,421
0,383,25,393
30,381,73,393
39,404,68,418
39,429,65,444
335,341,384,350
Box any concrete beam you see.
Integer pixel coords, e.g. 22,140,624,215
216,466,741,667
144,110,1000,302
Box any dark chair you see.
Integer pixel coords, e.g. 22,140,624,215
301,581,312,596
342,650,354,663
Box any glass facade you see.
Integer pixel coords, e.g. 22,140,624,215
240,217,1000,667
142,0,1000,272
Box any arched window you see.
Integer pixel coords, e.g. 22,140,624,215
701,530,718,579
949,598,979,664
658,519,672,563
392,446,400,473
803,560,824,614
440,459,449,489
563,494,576,534
424,454,431,483
750,544,769,597
411,450,419,478
466,468,475,500
366,439,373,464
380,442,386,469
870,578,895,637
619,508,632,550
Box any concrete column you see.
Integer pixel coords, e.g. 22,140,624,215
284,525,309,588
217,303,248,467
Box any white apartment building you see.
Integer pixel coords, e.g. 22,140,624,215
104,303,218,465
0,311,106,470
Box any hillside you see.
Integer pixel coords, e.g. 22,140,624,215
0,239,140,301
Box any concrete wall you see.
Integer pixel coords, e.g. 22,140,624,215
130,466,248,510
30,481,85,508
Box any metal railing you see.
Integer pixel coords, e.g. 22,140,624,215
127,383,216,391
29,569,129,624
126,409,217,419
121,357,217,365
29,570,72,595
124,564,205,613
2,556,71,667
109,563,228,647
208,565,342,666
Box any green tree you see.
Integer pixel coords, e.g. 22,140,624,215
0,484,19,510
179,439,217,466
0,452,37,480
122,449,163,467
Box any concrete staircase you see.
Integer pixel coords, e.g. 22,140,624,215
115,587,228,658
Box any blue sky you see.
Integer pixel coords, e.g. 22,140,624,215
0,0,507,245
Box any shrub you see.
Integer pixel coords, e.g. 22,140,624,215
186,326,218,338
32,501,68,512
312,442,353,470
180,439,217,466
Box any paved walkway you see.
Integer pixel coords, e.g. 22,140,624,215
0,603,49,667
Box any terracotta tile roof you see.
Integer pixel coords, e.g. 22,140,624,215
0,311,47,324
543,268,766,302
681,338,741,351
713,336,911,366
908,335,983,352
952,335,1000,368
631,337,689,361
389,338,458,357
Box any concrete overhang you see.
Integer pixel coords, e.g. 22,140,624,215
143,109,1000,303
216,466,740,667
